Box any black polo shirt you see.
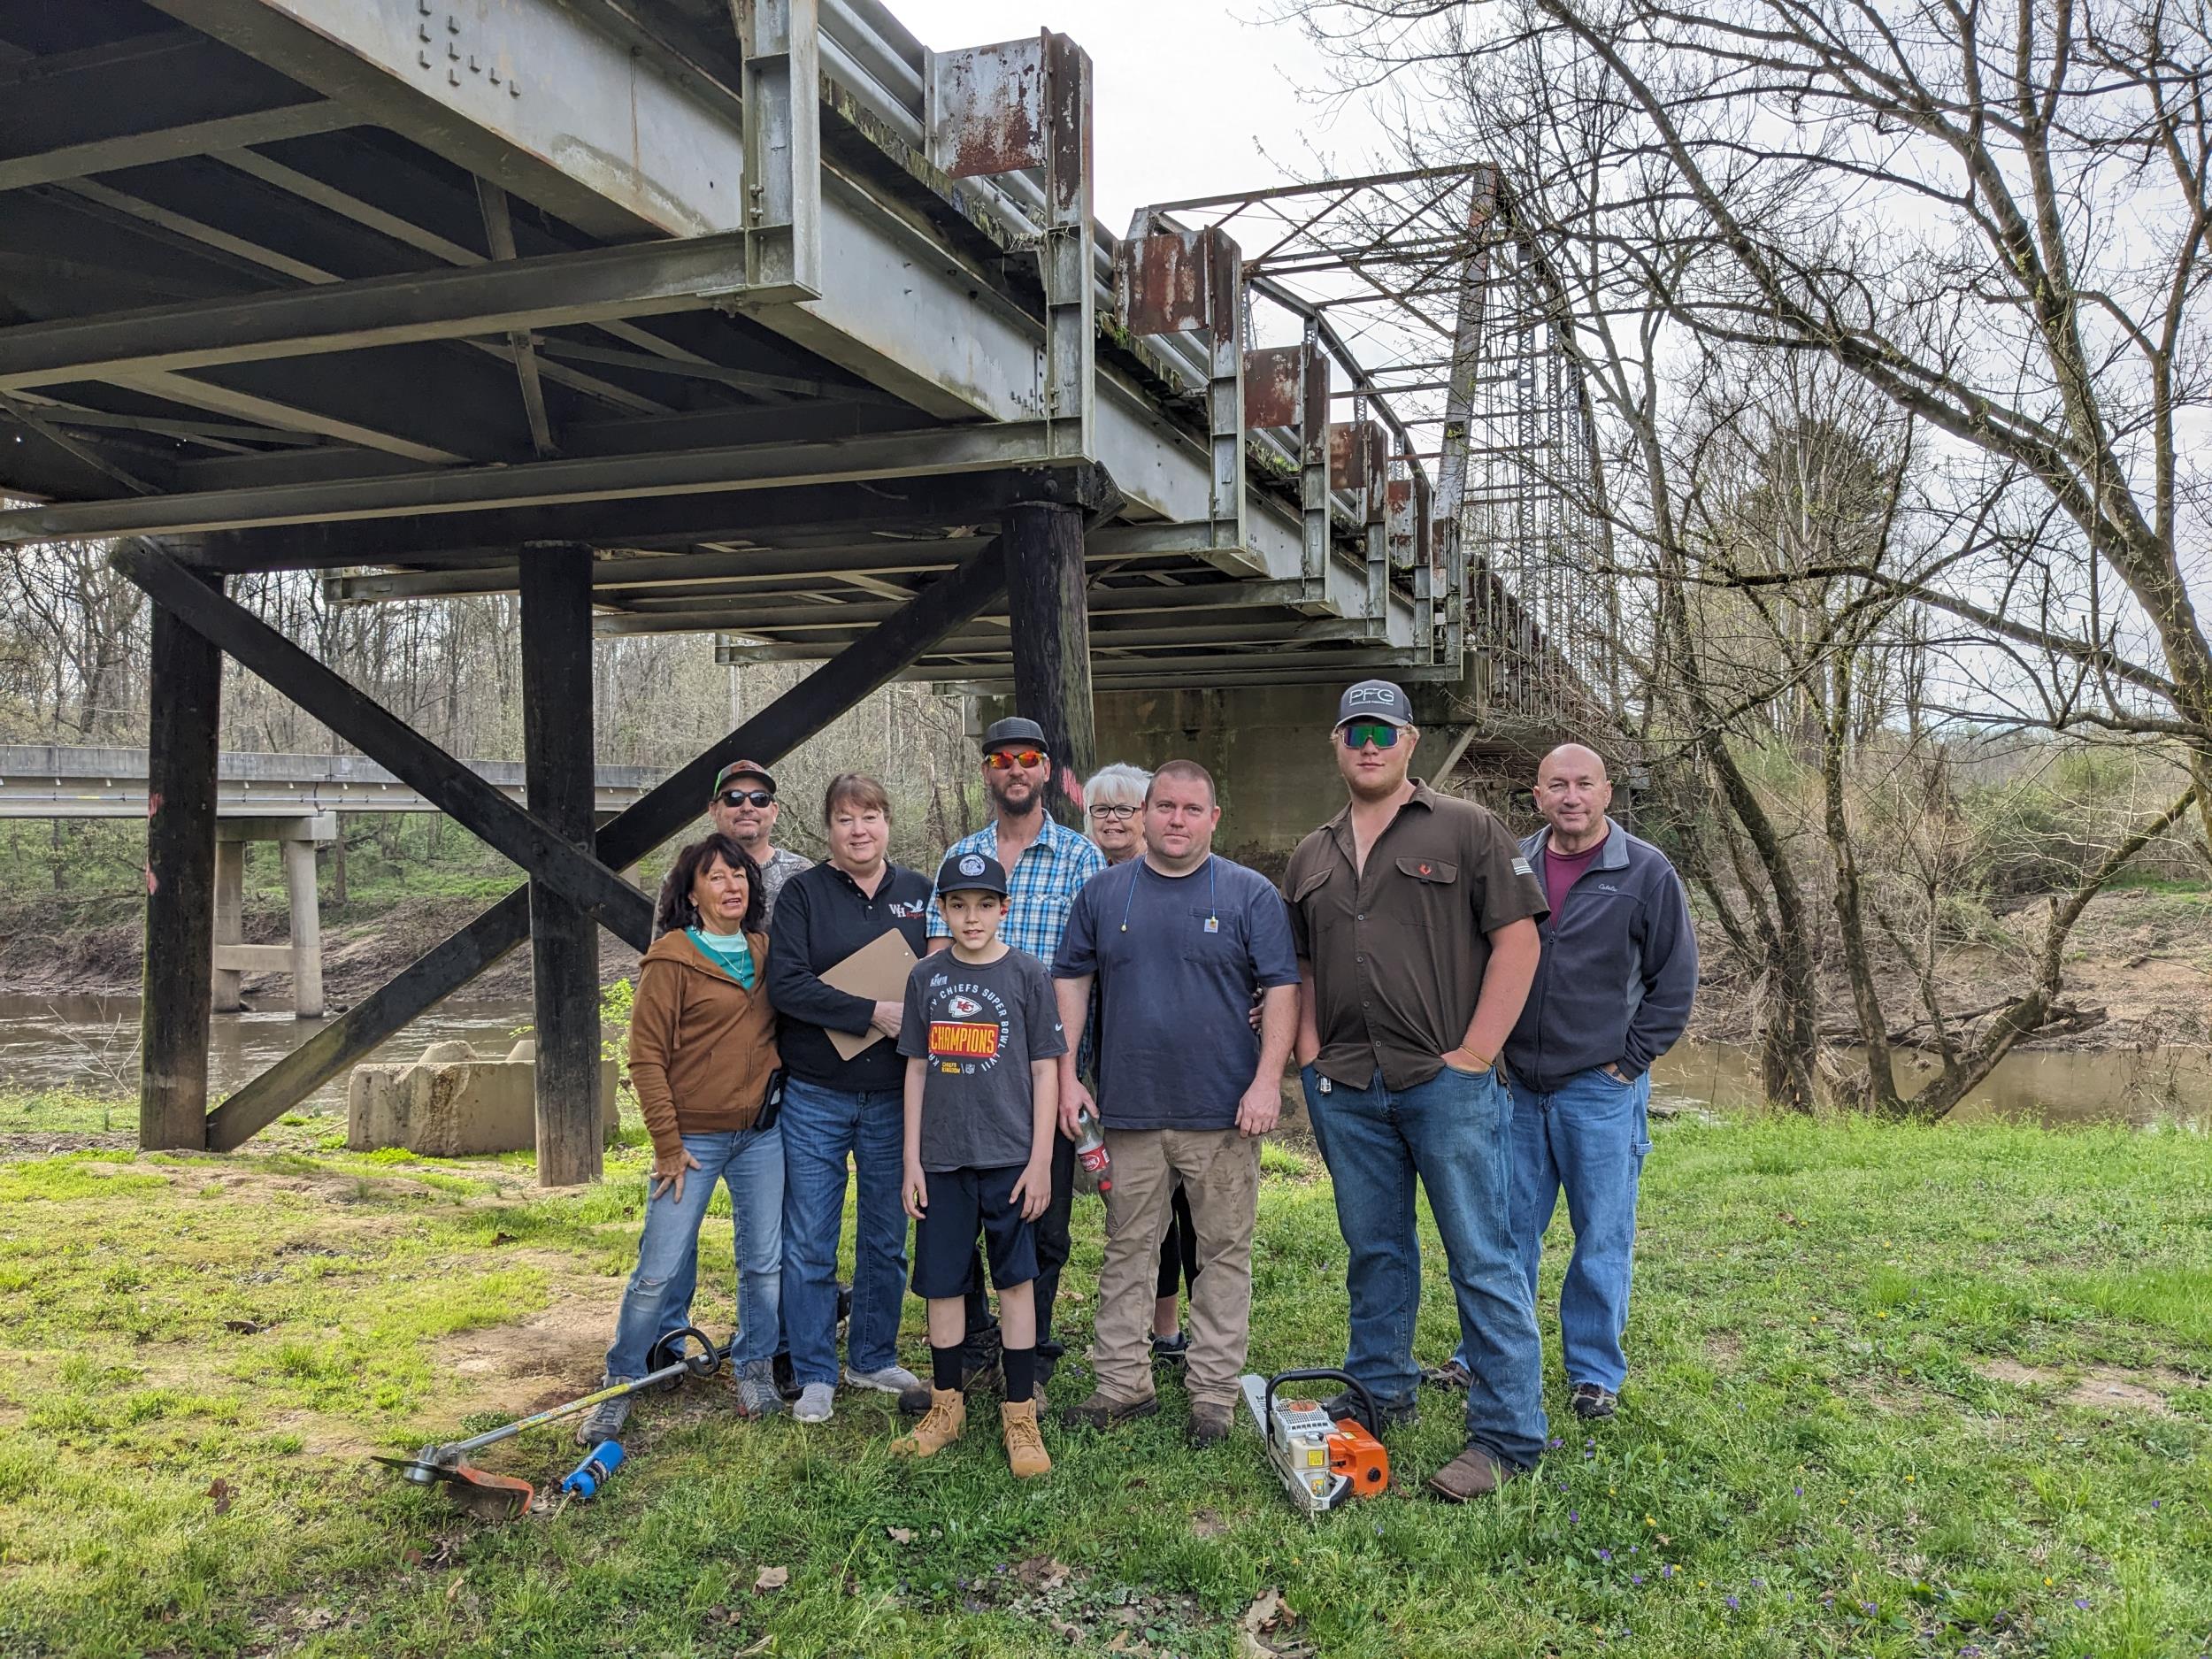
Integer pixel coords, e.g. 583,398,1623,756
1282,780,1547,1090
765,859,933,1091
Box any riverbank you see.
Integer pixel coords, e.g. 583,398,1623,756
4,879,2203,1055
2,1102,2206,1657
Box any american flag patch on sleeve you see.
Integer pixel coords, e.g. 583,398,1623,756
1511,856,1533,876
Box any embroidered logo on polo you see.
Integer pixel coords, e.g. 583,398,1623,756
888,899,926,918
927,980,1011,1072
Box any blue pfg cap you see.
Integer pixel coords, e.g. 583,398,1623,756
1336,680,1414,727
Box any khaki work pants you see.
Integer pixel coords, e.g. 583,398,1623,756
1090,1126,1260,1409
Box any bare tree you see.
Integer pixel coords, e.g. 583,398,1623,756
1295,0,2212,818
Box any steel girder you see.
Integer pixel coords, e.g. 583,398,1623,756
111,0,1408,645
0,234,800,389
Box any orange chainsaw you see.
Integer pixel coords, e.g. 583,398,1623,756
1240,1368,1391,1514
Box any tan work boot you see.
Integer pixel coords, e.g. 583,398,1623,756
891,1387,966,1458
1001,1397,1051,1479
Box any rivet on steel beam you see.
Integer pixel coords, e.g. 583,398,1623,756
418,49,431,69
449,67,460,85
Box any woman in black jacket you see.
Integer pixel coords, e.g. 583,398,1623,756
764,773,936,1424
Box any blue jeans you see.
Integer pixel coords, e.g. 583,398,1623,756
779,1078,910,1386
1484,1064,1652,1394
1302,1063,1547,1468
604,1127,783,1380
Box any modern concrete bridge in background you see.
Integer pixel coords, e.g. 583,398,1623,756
0,745,655,818
0,744,657,1021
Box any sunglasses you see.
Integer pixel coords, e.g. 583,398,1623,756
1088,803,1139,821
1339,720,1402,750
983,749,1048,771
718,788,774,809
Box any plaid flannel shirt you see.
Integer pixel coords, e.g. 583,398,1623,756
926,816,1105,965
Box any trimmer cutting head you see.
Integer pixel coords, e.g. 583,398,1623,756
372,1450,534,1520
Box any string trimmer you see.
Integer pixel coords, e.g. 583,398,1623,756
373,1325,725,1519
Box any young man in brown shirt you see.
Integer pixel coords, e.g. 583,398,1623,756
1281,680,1548,1502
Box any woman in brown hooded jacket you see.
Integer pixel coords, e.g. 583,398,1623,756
578,833,786,1442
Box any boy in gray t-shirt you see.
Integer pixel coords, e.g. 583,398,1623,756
893,852,1064,1478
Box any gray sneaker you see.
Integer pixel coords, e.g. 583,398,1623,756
573,1376,635,1446
733,1358,786,1419
794,1381,836,1422
843,1363,923,1397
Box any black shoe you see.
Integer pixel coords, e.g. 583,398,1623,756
1323,1388,1417,1434
1570,1383,1618,1420
896,1353,1003,1416
1150,1331,1189,1368
772,1350,802,1402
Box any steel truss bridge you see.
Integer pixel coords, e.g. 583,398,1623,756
0,0,1616,1168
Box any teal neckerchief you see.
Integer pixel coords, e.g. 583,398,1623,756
686,926,757,990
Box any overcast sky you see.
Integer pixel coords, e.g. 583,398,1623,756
886,1,1396,230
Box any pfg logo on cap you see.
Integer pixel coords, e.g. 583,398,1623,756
957,854,987,878
1347,685,1394,709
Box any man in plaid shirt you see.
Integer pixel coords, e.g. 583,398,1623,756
902,716,1105,1409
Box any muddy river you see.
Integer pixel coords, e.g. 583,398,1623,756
2,995,2208,1127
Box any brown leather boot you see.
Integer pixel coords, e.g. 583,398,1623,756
891,1387,966,1458
1001,1397,1051,1479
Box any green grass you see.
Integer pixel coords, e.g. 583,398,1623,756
1,1103,2207,1657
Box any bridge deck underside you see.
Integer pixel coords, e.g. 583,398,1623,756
0,0,1454,693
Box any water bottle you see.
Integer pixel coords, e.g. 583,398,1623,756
1073,1105,1111,1194
559,1440,626,1502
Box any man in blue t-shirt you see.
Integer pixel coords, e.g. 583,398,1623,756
1051,758,1300,1446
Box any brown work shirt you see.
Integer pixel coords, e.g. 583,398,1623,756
1282,780,1547,1091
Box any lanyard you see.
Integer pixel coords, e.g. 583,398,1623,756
1118,856,1218,933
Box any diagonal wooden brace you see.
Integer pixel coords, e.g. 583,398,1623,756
203,539,1009,1152
111,540,655,949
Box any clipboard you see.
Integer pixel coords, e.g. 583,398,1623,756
819,928,919,1060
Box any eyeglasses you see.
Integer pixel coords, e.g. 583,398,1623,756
718,788,774,809
983,749,1048,771
1340,720,1402,750
1088,803,1139,821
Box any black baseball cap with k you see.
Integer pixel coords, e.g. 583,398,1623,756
1336,680,1415,728
935,851,1010,897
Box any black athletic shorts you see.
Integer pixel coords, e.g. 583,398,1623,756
911,1164,1038,1300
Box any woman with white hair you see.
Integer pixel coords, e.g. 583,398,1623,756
1079,761,1201,1370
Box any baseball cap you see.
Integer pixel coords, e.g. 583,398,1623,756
979,716,1048,753
934,850,1010,897
712,758,777,797
1335,680,1415,728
